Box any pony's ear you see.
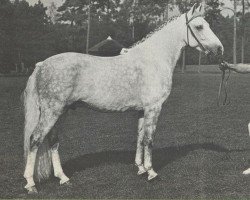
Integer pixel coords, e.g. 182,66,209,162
191,3,197,15
196,3,206,15
197,4,202,12
187,2,205,18
187,3,198,17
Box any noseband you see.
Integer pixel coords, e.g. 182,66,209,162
185,13,208,54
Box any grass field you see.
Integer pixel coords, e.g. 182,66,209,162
0,71,250,199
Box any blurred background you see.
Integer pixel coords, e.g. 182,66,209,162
0,0,249,74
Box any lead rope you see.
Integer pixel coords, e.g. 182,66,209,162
217,67,231,106
223,69,231,105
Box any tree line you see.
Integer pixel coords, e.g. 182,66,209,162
0,0,249,73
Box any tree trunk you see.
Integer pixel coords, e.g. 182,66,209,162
182,49,186,73
18,49,21,65
165,3,169,21
132,25,135,40
131,0,138,41
233,0,237,64
86,0,91,54
198,51,202,73
241,0,245,63
198,51,202,66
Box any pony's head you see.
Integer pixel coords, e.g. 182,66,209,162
184,3,223,56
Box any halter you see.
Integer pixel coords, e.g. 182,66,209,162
185,13,207,54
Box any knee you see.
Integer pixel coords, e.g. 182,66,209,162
138,138,144,147
143,127,155,147
145,124,156,134
143,137,153,148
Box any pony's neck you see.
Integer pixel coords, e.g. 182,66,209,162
132,14,186,72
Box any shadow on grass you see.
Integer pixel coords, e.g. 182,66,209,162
63,143,235,178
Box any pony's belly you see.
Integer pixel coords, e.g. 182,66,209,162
74,77,143,111
80,93,143,111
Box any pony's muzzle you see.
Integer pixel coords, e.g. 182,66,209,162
213,45,224,62
212,44,224,56
216,46,224,56
205,45,223,59
206,45,224,63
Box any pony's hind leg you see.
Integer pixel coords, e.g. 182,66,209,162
24,103,64,193
48,129,70,185
143,103,162,181
24,149,38,193
135,111,146,175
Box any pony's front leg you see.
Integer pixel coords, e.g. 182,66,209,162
135,112,147,175
143,103,162,181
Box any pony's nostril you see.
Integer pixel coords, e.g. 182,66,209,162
217,46,223,55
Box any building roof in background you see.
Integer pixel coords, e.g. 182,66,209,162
89,36,124,53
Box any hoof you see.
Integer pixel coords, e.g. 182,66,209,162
243,168,250,175
26,186,38,194
137,165,147,175
59,175,70,185
147,169,158,181
60,180,72,186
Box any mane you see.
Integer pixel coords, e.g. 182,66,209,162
129,15,182,49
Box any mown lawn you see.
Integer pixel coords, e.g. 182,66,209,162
0,72,250,199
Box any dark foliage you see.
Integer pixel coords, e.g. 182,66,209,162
0,0,249,73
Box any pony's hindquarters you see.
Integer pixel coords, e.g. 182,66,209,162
23,66,52,183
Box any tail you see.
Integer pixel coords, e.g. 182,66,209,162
23,62,52,182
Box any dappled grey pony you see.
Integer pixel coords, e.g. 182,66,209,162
23,4,223,194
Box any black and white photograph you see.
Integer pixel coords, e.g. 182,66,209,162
0,0,250,198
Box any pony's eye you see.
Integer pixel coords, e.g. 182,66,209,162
196,25,203,30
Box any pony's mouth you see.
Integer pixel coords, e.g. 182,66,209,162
205,48,224,64
195,45,210,55
200,45,223,58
